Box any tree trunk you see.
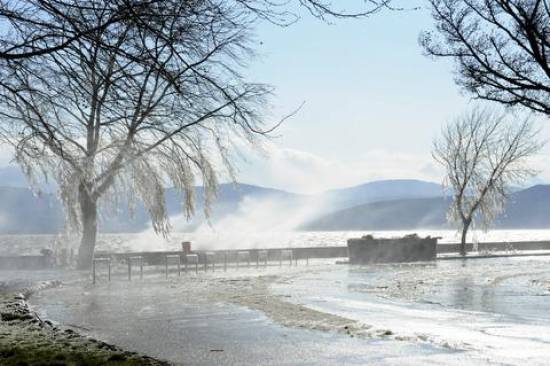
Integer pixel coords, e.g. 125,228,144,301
77,183,97,270
460,219,471,257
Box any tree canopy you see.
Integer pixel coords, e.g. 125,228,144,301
421,0,550,116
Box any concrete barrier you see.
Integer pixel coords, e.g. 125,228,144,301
348,235,437,264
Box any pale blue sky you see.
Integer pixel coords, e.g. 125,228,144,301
249,6,465,156
0,5,548,193
234,5,550,193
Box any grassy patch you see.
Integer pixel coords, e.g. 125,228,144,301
0,292,170,366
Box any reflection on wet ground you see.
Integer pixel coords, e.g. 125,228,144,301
271,256,550,365
10,256,550,365
31,277,466,366
346,257,550,320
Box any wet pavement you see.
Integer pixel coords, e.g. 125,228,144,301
30,277,467,366
272,256,550,365
11,256,550,365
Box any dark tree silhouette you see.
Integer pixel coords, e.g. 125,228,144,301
0,0,396,60
420,0,550,116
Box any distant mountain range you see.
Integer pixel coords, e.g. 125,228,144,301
322,179,444,210
0,164,548,234
303,185,550,230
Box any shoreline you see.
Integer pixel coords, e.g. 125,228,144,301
25,264,410,364
9,254,550,365
0,279,172,366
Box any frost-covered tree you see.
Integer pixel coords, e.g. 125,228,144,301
0,1,274,269
433,108,542,256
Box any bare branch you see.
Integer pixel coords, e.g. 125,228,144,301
433,106,543,255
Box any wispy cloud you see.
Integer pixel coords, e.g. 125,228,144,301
237,142,443,193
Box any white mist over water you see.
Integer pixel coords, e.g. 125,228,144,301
128,188,550,252
118,192,333,252
178,194,329,250
5,183,550,256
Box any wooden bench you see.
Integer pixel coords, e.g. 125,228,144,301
280,250,293,266
165,254,181,278
127,256,144,280
92,257,111,284
204,251,216,272
236,251,251,268
257,250,268,267
185,254,199,274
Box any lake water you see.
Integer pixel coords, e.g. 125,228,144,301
3,229,550,255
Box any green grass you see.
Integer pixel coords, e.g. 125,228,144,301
0,293,170,366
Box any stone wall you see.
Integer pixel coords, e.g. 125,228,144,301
347,234,437,264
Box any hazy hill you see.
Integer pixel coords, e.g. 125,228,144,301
304,185,550,231
0,179,443,234
303,197,450,231
2,178,548,234
0,183,305,234
0,187,63,234
323,179,444,210
495,185,550,228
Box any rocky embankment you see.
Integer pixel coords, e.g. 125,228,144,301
0,280,172,366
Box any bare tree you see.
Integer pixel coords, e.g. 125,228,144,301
0,0,397,61
420,0,550,116
433,108,542,256
0,1,274,269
